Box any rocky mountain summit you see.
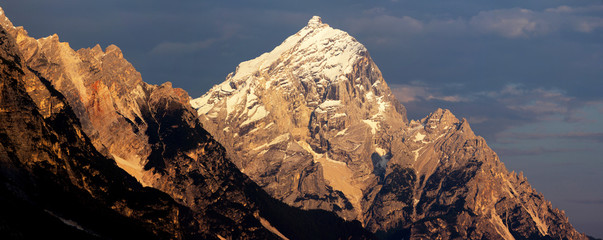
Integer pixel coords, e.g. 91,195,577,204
1,7,371,239
192,16,588,239
192,16,407,222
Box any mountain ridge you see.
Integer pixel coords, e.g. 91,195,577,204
192,16,588,240
0,23,199,239
0,7,372,239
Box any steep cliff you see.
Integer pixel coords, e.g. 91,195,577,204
192,16,588,240
0,24,198,240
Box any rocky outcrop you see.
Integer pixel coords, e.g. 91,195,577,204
192,16,588,239
367,109,586,239
1,7,372,240
0,24,197,240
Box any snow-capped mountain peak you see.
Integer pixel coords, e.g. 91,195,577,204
218,15,366,89
191,16,379,117
307,16,324,28
191,15,407,221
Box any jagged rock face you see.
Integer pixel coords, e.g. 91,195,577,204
2,14,278,239
1,8,372,240
192,16,588,239
0,25,194,240
7,27,151,181
192,16,407,221
368,109,586,239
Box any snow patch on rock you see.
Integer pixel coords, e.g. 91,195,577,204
414,132,426,142
363,119,379,134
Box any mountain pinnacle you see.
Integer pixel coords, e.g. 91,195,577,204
307,16,323,28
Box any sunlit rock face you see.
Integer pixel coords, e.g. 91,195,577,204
192,16,588,239
1,8,372,240
0,24,194,240
192,15,407,222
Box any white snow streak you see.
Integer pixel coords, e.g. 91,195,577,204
363,119,379,134
414,132,426,142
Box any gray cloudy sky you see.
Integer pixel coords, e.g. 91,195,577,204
3,0,602,237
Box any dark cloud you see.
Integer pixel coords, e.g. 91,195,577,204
390,83,470,103
569,199,603,205
341,5,603,103
468,7,603,38
497,131,603,143
495,146,591,156
391,81,597,142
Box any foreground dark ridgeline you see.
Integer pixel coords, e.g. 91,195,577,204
192,16,589,239
0,25,195,239
0,7,372,240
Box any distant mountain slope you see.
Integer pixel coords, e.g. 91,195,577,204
0,6,372,240
192,16,588,240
